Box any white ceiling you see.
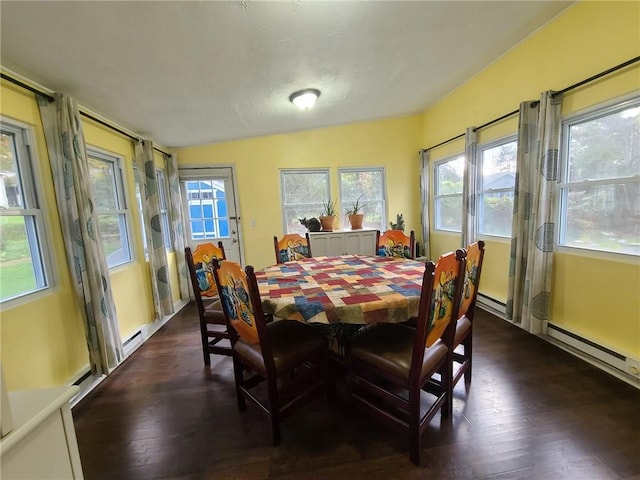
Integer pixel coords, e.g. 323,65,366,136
0,1,573,149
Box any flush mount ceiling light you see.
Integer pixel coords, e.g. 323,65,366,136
289,88,320,110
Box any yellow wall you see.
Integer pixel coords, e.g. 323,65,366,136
422,0,640,358
176,114,423,269
0,83,180,390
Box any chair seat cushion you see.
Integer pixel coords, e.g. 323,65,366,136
351,324,448,381
454,316,471,347
203,299,226,324
234,320,326,374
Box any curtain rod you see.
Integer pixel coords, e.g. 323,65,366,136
1,72,170,157
421,56,640,153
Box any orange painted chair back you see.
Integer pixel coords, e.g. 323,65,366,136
190,242,226,298
459,240,485,319
376,230,415,259
213,260,260,344
274,233,312,263
425,250,466,347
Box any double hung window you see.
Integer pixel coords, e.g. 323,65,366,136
477,138,517,237
339,168,386,231
434,155,464,232
558,97,640,256
0,120,51,302
87,149,132,267
280,169,330,234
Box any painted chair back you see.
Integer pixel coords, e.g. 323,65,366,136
459,240,486,319
376,230,416,259
274,233,312,264
189,242,226,298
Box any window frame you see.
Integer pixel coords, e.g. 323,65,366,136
476,135,517,239
280,168,331,234
556,95,640,258
0,117,54,304
87,147,133,268
338,167,387,231
433,154,465,233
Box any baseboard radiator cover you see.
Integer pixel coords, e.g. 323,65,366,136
545,322,640,388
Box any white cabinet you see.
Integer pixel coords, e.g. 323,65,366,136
0,386,84,479
309,229,377,257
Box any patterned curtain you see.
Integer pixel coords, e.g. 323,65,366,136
507,91,562,334
462,127,478,247
165,153,190,300
134,140,174,317
37,93,123,375
419,149,431,260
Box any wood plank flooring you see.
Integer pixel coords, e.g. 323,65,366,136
73,304,640,479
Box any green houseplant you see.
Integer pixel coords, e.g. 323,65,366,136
319,199,337,231
346,195,364,230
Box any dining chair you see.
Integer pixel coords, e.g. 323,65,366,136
185,242,231,366
212,259,328,446
452,240,485,390
348,249,466,466
376,230,416,259
273,233,312,264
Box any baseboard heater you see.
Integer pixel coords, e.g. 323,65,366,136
546,323,640,383
476,293,507,317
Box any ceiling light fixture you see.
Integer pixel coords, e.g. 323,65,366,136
289,88,320,110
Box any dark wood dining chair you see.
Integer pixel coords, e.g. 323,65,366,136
376,230,416,259
185,242,231,366
212,259,328,445
348,249,466,466
273,233,312,264
452,240,485,390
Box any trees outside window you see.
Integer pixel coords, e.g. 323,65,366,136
559,97,640,255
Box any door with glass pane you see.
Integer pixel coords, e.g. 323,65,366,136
179,167,242,263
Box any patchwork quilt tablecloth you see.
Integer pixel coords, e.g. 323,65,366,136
255,255,426,325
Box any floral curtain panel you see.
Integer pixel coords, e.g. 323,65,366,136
462,127,478,248
419,149,431,260
507,91,562,334
37,93,123,375
165,153,190,300
134,141,174,317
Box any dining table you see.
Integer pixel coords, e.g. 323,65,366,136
255,254,427,358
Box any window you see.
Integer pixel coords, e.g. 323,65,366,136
558,97,640,256
280,169,330,234
87,149,132,267
434,155,464,232
0,120,51,302
339,168,386,230
184,179,229,239
477,137,517,237
156,169,172,249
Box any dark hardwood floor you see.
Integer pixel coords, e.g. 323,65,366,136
73,304,640,479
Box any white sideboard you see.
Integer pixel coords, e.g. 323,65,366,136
0,386,84,479
309,229,377,257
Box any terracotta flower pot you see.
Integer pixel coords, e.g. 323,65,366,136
319,215,335,231
348,214,364,230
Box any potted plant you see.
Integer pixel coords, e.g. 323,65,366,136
319,199,337,231
346,195,364,230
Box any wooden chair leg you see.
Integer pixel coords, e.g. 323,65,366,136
441,359,452,419
267,379,281,446
409,387,421,466
232,358,246,411
464,333,473,386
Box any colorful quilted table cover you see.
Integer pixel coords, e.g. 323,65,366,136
255,255,426,325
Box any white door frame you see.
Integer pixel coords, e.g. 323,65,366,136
178,164,245,265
